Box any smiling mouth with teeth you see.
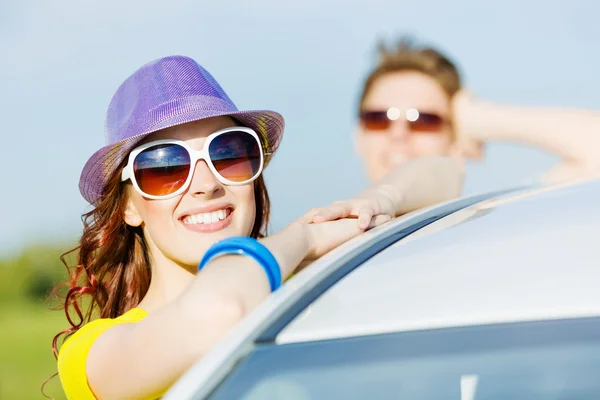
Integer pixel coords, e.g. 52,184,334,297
182,208,233,225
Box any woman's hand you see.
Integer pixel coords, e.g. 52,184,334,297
293,214,391,261
298,188,396,230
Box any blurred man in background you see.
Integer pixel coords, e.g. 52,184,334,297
355,38,600,186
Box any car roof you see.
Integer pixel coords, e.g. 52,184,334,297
277,178,600,343
165,178,600,399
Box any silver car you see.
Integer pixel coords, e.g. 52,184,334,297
165,178,600,399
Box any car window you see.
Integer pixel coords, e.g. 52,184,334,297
206,317,600,400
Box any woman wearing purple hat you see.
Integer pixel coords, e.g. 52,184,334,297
52,55,462,399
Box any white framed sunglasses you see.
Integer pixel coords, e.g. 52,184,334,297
121,127,265,200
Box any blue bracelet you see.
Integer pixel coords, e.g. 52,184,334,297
198,237,282,292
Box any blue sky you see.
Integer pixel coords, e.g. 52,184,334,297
1,0,598,256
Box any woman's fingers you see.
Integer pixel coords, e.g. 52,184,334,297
299,198,391,227
297,208,323,224
298,203,354,224
312,204,352,223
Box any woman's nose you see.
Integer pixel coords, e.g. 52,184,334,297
187,160,223,196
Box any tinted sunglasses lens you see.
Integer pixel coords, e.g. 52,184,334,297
133,144,191,196
410,112,445,132
209,131,262,183
360,111,390,131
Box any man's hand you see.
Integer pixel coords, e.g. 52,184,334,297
452,88,485,159
299,157,464,231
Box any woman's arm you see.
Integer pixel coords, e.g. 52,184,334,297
85,219,367,399
453,91,600,182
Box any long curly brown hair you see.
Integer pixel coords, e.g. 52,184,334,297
51,159,270,358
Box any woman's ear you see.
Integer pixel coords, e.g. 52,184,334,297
124,197,143,227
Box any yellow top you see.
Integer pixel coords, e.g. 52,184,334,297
57,308,158,400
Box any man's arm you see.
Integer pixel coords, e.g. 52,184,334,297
454,92,600,183
358,156,465,216
301,156,465,228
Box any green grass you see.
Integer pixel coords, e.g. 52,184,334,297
0,301,68,400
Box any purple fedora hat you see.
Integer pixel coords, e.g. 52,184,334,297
79,55,284,204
